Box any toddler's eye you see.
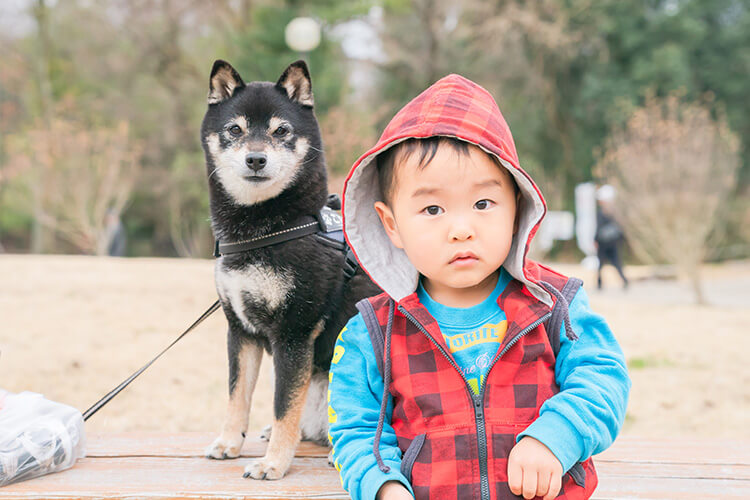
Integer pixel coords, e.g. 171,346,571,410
422,205,444,216
474,199,494,210
228,125,243,136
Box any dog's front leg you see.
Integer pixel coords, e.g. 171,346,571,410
206,336,264,459
243,340,313,480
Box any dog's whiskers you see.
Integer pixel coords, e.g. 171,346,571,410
208,165,226,181
300,156,319,166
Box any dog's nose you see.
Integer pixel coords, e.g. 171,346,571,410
245,153,267,172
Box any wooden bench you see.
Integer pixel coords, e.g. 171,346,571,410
0,433,747,499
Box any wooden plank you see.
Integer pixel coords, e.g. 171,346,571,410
593,460,750,489
1,434,749,499
85,433,328,458
86,433,750,464
594,475,749,499
597,461,748,481
2,455,748,499
0,457,348,499
596,435,750,465
84,434,750,480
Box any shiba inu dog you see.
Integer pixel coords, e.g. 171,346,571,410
201,60,378,480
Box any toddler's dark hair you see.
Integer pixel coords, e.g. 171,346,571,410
377,137,469,204
376,136,517,203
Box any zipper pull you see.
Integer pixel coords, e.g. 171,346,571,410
473,395,483,418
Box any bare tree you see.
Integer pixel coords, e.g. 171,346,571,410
28,0,56,253
376,0,467,96
6,118,141,255
117,0,224,257
319,103,387,177
165,153,213,258
463,0,596,185
596,93,740,304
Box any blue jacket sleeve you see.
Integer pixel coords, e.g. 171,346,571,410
328,313,415,500
517,287,631,472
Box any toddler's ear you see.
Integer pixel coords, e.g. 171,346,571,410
374,201,404,249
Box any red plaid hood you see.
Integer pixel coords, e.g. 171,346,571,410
343,74,552,306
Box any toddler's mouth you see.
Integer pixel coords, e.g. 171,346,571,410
450,252,479,265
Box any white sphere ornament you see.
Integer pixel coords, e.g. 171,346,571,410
285,17,321,53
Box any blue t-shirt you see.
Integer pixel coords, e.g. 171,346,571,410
416,268,512,394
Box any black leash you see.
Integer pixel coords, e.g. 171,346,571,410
83,196,357,421
82,300,221,421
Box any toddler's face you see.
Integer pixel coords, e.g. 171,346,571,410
375,143,518,306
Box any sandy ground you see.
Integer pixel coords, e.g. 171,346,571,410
1,255,748,440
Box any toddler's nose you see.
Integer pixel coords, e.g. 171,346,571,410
450,220,474,241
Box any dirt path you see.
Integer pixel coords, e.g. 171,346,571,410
1,255,748,439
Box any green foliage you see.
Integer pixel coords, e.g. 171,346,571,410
1,0,747,258
571,0,750,182
224,2,371,113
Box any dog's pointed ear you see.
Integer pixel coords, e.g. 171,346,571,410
208,60,245,105
276,60,314,107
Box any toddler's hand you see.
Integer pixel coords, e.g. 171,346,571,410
376,480,413,500
507,437,563,500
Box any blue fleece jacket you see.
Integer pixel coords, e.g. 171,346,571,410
327,282,630,500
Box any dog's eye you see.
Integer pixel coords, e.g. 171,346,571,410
228,125,242,136
273,125,289,137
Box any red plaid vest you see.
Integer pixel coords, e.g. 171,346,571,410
360,264,598,500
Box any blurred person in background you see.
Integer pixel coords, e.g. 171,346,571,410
105,210,126,257
594,185,628,290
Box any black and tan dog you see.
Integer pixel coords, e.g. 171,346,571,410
201,60,378,479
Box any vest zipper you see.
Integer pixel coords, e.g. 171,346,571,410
477,312,551,500
473,393,489,500
398,305,551,500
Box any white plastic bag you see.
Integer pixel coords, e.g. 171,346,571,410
0,389,86,487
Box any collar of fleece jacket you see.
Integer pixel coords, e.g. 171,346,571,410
343,74,552,307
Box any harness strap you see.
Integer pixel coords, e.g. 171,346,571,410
342,248,359,281
215,216,320,257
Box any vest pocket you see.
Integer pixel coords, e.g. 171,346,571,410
400,433,426,483
402,427,481,500
489,423,536,499
566,461,586,488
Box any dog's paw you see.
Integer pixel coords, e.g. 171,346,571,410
327,450,335,468
243,457,288,480
205,433,245,459
259,424,272,442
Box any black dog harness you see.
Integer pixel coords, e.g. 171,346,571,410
82,196,358,422
213,195,359,280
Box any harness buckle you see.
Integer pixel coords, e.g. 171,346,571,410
342,248,359,280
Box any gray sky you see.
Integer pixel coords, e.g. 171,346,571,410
0,0,37,38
